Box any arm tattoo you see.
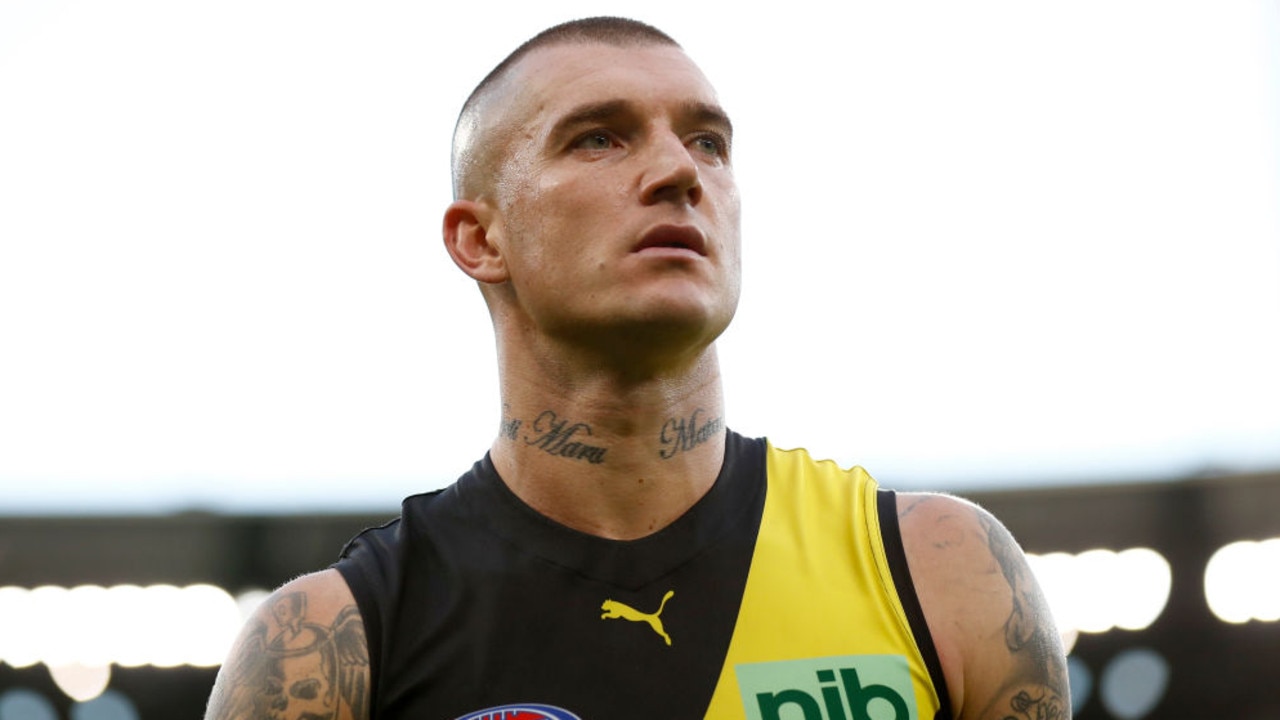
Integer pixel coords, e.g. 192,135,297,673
1002,688,1067,720
977,512,1070,720
523,410,608,464
658,408,724,459
208,592,369,720
979,513,1041,654
896,495,929,519
897,497,1069,718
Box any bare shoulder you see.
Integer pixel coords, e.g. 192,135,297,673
895,491,1071,720
204,568,370,720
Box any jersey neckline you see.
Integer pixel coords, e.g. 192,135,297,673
455,429,766,590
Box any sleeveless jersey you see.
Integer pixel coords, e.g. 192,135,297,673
334,431,952,720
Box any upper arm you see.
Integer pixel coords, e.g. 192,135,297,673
896,492,1071,720
204,568,371,720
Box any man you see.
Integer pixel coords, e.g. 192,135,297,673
206,16,1070,720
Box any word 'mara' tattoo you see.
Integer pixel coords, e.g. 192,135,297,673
658,408,724,459
523,410,608,464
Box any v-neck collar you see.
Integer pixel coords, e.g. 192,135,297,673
456,430,766,590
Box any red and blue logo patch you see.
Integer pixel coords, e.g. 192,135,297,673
454,704,582,720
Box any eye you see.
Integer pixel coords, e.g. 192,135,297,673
572,131,618,152
690,132,729,159
290,678,323,700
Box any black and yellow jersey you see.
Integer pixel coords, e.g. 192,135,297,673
334,431,952,720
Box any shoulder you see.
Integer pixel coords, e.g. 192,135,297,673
894,491,1072,720
204,569,370,720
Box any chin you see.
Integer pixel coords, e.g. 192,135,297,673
537,281,740,356
627,287,731,325
610,299,736,354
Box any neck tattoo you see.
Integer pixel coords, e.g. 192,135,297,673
659,408,724,459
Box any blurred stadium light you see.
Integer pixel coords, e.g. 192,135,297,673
1204,538,1280,623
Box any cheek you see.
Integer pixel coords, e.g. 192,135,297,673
502,176,614,275
715,184,743,261
716,175,742,222
713,186,744,304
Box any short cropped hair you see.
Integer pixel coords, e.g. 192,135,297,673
450,17,681,199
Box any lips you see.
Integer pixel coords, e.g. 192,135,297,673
634,224,708,256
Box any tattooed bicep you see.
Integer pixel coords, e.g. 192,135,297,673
969,505,1072,719
986,684,1070,720
205,574,370,720
897,493,1072,719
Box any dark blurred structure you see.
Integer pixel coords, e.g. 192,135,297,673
2,468,1278,718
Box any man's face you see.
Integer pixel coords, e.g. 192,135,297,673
479,42,742,353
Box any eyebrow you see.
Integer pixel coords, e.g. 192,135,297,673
548,98,734,143
552,99,633,134
683,101,734,139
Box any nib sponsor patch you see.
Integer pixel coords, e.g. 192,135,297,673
736,655,918,720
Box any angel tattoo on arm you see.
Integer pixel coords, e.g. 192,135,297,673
215,592,368,720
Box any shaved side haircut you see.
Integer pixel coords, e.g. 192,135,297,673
450,17,681,199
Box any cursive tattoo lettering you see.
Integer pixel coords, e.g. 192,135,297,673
500,416,522,441
658,408,724,459
524,410,607,464
1003,688,1067,720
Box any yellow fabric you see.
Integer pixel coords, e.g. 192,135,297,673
703,442,943,719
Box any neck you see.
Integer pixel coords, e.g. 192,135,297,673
489,344,728,541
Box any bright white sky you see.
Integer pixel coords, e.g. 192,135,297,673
1,1,1277,514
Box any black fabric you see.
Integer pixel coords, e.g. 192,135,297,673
876,489,954,720
335,431,768,720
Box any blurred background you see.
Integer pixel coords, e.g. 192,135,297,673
1,1,1278,717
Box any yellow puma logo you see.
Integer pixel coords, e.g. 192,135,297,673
600,590,675,646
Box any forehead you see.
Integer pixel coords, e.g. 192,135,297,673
496,42,723,130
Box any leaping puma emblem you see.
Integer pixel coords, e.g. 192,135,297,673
600,590,675,646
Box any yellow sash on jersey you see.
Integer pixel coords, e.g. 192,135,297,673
702,443,944,720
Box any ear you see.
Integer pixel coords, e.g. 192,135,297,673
443,199,509,284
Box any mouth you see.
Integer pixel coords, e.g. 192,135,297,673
634,224,708,257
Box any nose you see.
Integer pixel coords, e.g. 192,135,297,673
639,133,703,207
